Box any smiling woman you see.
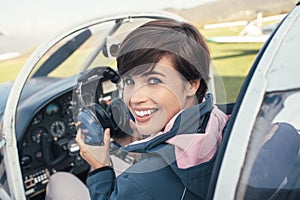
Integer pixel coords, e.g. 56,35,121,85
70,18,229,200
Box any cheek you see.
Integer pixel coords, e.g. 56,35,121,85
154,89,182,118
123,89,131,105
156,85,187,109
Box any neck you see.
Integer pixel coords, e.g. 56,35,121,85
114,135,139,146
184,95,198,109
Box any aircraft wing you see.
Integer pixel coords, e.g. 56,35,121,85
207,34,270,43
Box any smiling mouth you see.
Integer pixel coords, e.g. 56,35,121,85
135,109,157,117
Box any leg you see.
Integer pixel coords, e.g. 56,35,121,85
45,172,90,200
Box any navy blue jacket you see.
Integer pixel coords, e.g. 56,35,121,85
87,94,223,200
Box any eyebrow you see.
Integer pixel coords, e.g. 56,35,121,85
141,70,166,77
122,69,166,79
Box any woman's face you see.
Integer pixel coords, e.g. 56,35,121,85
122,55,199,135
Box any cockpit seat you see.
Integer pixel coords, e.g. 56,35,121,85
245,122,300,200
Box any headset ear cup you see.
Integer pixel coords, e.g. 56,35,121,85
107,98,133,137
89,103,114,130
77,108,104,145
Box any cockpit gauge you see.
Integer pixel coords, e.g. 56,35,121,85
31,127,48,144
45,103,60,116
49,120,66,139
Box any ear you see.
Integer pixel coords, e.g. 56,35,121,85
187,79,200,96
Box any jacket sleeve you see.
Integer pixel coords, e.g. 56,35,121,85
87,167,116,200
87,167,154,200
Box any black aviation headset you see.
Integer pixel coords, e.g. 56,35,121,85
75,66,132,146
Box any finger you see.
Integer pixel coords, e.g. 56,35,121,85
79,149,87,158
75,129,83,144
76,129,86,152
75,121,81,128
104,128,111,145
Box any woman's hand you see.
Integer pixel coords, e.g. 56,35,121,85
76,128,111,170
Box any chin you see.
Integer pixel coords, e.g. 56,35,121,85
137,124,163,136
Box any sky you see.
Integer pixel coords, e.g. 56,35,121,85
0,0,212,39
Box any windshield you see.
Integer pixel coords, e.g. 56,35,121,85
29,17,161,79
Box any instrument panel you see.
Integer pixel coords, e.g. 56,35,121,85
19,91,89,198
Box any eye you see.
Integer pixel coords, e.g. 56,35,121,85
149,78,162,85
124,78,134,86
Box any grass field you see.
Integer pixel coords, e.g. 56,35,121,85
0,53,29,82
0,25,264,103
202,26,263,102
207,41,262,102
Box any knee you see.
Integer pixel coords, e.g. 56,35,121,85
46,172,90,200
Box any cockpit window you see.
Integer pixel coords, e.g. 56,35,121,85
236,89,300,199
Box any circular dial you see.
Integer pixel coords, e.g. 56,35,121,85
49,121,66,138
20,155,32,169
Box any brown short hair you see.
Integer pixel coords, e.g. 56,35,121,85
117,19,211,102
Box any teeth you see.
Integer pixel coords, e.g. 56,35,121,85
135,109,156,117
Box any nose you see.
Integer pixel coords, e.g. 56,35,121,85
128,85,148,105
